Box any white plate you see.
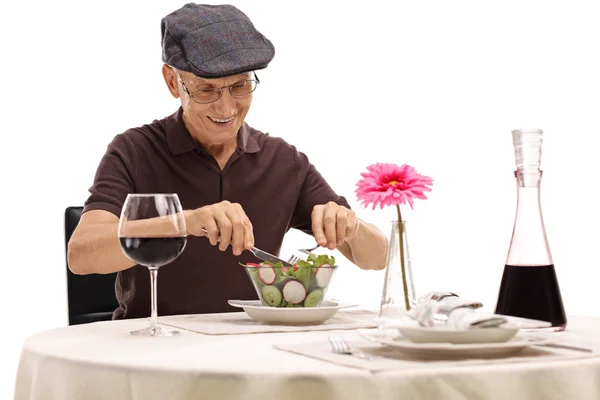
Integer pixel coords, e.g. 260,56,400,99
227,299,357,325
357,329,552,358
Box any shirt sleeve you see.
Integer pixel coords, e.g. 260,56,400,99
289,151,351,236
83,133,138,218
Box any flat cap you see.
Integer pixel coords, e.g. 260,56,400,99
161,3,275,78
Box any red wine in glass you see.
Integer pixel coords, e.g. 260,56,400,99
118,193,187,337
119,237,186,267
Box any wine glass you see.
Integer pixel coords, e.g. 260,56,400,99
118,193,187,336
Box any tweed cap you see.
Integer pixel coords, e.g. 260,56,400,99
161,3,275,78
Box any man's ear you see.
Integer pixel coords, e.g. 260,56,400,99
162,64,180,98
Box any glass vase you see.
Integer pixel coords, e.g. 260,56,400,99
378,220,416,329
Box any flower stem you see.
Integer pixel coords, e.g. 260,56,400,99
396,205,410,311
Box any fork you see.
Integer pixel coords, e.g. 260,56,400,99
287,244,320,265
328,335,372,360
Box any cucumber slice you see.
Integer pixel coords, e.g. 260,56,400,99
304,289,324,307
261,285,282,307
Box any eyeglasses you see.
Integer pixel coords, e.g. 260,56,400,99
178,72,260,104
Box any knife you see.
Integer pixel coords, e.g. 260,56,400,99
248,247,294,268
201,228,293,268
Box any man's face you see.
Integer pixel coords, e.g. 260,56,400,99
176,70,254,146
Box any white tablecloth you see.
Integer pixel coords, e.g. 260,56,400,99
14,313,600,400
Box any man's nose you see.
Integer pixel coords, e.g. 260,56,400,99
213,89,236,114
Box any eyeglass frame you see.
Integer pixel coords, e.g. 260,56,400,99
178,71,260,104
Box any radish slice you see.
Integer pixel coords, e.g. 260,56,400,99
282,280,306,304
258,265,276,285
315,264,333,287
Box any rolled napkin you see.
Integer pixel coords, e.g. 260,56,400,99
411,291,508,329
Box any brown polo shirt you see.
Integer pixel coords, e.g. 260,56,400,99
83,107,350,319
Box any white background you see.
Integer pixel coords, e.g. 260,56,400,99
1,0,599,397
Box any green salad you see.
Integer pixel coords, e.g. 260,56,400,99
241,254,336,308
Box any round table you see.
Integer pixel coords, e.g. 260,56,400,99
14,314,600,400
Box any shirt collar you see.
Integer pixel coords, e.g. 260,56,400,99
166,107,260,156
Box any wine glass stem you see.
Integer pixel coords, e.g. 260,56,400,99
149,267,159,332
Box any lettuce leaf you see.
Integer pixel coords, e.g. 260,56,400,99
296,266,313,290
307,253,335,267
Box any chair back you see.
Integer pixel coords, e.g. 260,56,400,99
65,206,119,325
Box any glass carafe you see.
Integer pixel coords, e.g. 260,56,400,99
494,129,567,331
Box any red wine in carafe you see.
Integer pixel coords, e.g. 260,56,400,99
495,129,567,330
495,264,566,328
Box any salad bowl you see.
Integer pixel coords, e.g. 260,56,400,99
240,253,337,308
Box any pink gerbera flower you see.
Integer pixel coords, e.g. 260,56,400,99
355,163,434,210
356,162,433,311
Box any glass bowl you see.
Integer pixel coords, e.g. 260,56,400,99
242,262,338,308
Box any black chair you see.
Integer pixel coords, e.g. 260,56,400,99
65,206,119,325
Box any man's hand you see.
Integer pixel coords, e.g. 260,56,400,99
311,202,359,250
186,201,254,256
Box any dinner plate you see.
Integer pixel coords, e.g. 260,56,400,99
227,299,357,325
357,329,552,358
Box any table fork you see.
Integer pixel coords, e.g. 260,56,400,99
328,335,372,360
287,244,320,265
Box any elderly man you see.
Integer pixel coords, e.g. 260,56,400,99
68,3,387,320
